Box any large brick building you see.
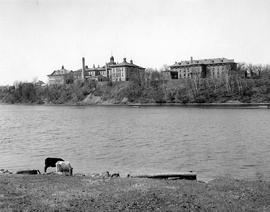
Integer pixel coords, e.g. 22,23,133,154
48,56,145,85
73,56,116,82
167,57,237,80
47,66,74,85
109,58,145,82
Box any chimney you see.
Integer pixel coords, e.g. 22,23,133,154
61,65,64,69
123,58,127,63
110,56,114,63
82,57,85,81
93,64,95,68
130,60,133,64
190,56,193,63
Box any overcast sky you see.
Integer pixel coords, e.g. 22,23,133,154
0,0,269,85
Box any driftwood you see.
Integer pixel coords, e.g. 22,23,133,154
130,172,197,180
16,170,41,175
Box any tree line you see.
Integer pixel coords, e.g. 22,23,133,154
1,63,270,104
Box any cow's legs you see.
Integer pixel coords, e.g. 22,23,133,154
56,163,59,173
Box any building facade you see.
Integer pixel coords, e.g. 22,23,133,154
168,57,237,79
47,66,74,85
48,56,145,85
74,56,116,82
109,58,145,82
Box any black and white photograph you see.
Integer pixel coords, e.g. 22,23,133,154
0,0,270,211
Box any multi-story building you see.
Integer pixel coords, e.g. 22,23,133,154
47,66,74,85
72,57,115,82
77,56,145,82
109,58,145,82
48,56,145,85
168,57,237,79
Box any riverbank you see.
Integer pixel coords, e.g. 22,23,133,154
2,75,270,106
2,100,270,109
80,101,270,108
1,174,270,211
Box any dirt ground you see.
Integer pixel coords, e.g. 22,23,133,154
1,174,270,211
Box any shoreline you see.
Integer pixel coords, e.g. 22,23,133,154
1,174,270,211
1,101,270,109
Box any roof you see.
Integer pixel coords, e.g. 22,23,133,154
48,66,72,76
87,67,106,71
106,62,116,66
35,80,45,85
110,61,145,69
170,58,236,68
74,67,107,74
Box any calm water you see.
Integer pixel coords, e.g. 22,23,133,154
1,104,270,180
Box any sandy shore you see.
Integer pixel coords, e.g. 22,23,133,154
1,174,270,211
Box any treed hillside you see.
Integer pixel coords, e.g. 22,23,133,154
1,63,270,104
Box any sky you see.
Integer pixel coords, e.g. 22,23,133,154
0,0,270,85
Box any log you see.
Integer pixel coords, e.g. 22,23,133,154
131,172,197,180
16,170,41,175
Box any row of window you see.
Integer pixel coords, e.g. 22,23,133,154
174,65,230,72
178,71,229,78
111,71,125,77
111,68,125,72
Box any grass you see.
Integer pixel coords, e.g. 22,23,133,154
1,174,270,211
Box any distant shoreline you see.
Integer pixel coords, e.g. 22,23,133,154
1,101,270,109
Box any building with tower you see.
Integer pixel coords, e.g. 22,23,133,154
47,56,145,84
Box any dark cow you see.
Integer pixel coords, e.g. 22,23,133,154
44,157,64,173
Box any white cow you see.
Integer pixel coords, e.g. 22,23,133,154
55,161,73,176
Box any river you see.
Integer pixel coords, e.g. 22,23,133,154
1,104,270,180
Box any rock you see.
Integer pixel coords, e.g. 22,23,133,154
73,173,86,177
225,100,242,104
82,94,102,104
90,173,101,178
89,171,119,179
111,173,120,178
0,169,13,174
121,97,129,104
101,171,110,178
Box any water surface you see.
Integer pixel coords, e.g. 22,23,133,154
1,104,270,180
